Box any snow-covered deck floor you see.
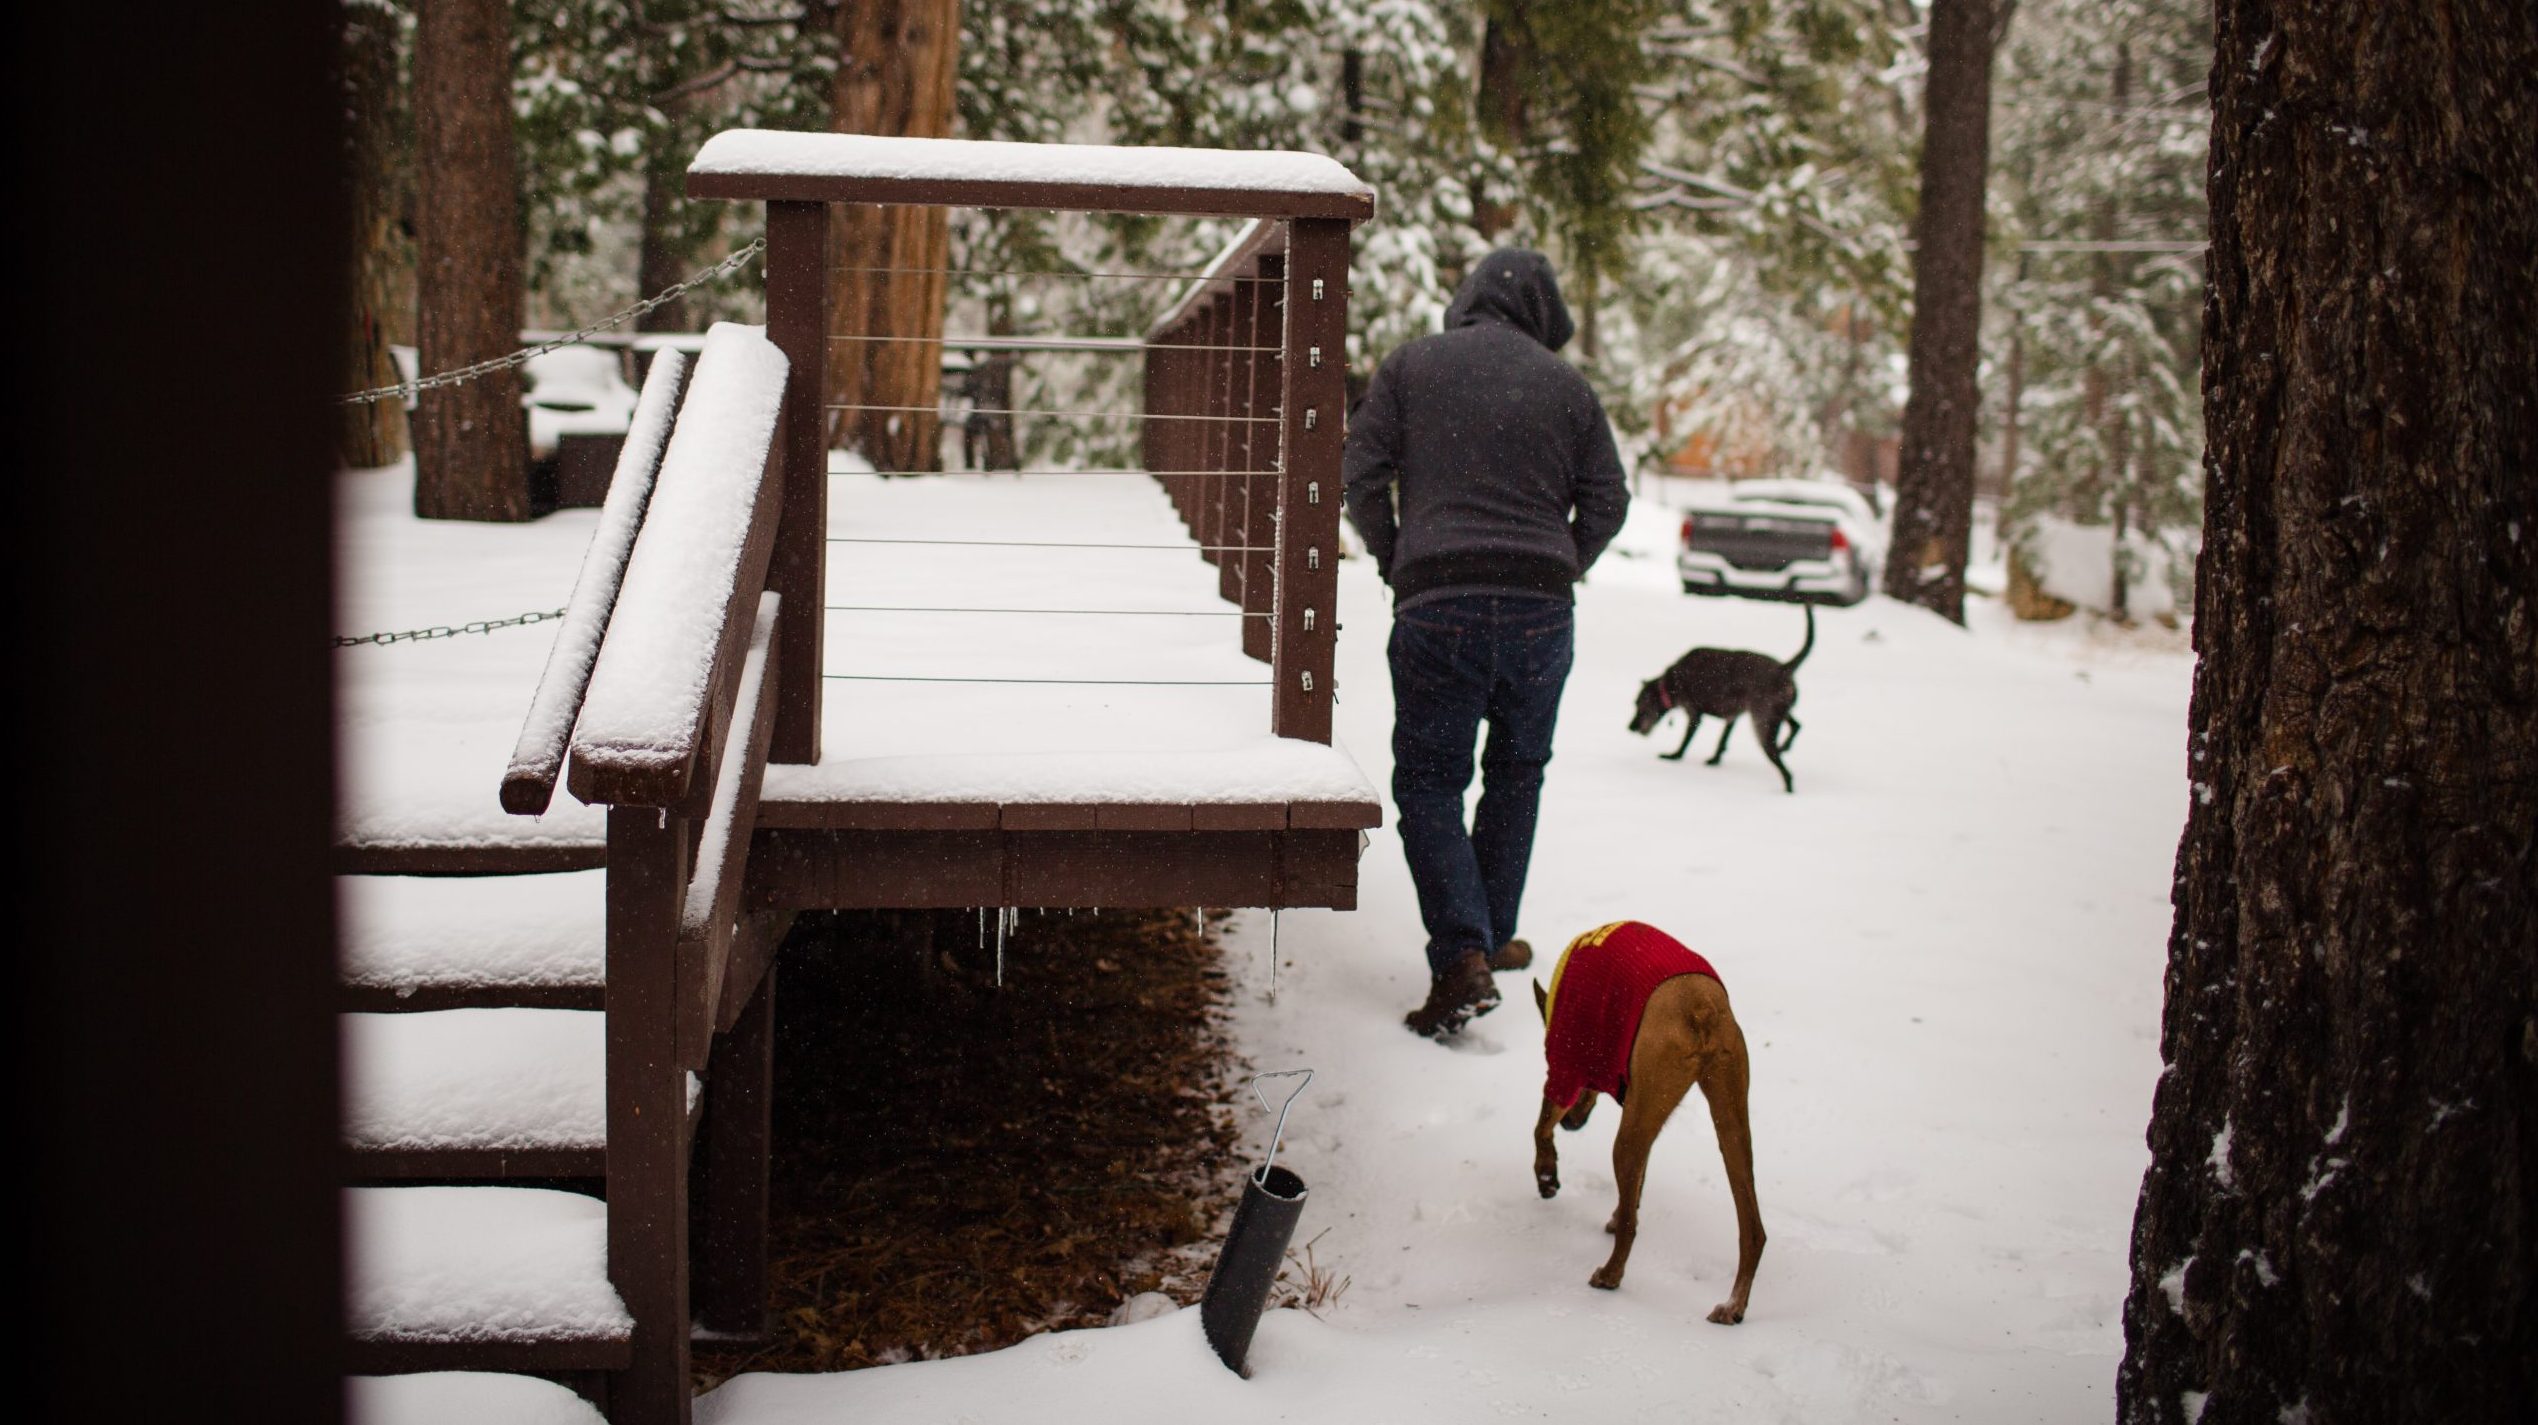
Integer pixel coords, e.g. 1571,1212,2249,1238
762,463,1374,814
336,465,606,859
335,459,1373,859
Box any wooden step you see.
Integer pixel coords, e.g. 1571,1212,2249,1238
343,1009,703,1181
343,1010,607,1180
346,1371,606,1425
344,1186,633,1373
340,871,604,1013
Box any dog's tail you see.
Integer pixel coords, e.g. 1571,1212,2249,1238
1783,603,1816,672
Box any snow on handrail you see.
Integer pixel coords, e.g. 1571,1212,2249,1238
503,349,690,816
686,131,1374,223
569,324,787,808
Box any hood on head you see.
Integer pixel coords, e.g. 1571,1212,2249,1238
1444,248,1575,352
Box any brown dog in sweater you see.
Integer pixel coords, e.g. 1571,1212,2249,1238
1531,920,1764,1320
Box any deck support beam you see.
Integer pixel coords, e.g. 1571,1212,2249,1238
695,963,776,1343
606,807,695,1425
746,827,1362,911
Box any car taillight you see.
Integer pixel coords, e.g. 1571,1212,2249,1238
1681,514,1696,544
1828,526,1850,551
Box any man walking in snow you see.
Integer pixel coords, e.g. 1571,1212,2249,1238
1343,249,1629,1039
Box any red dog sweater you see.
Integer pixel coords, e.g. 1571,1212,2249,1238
1543,921,1721,1110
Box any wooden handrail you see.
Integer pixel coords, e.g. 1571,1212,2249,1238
570,324,788,808
503,350,691,816
676,590,779,1068
685,132,1375,223
1145,219,1286,342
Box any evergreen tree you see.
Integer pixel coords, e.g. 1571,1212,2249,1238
1884,0,2002,622
413,0,532,521
1994,0,2207,619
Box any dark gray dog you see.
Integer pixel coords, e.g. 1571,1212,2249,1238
1628,606,1814,793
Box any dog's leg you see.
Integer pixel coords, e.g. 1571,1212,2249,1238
1589,1064,1694,1291
1533,1095,1567,1198
1698,1021,1766,1324
1754,715,1795,793
1662,712,1701,760
1778,712,1802,753
1704,714,1737,766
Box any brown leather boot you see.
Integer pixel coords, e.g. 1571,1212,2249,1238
1404,951,1502,1039
1487,938,1534,971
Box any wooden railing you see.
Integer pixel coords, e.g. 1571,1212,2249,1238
685,131,1374,763
505,321,793,1425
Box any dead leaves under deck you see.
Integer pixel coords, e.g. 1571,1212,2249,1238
694,908,1250,1385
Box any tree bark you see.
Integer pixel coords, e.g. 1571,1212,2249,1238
412,0,530,520
2117,5,2538,1422
828,0,960,474
338,1,408,469
1883,0,1998,623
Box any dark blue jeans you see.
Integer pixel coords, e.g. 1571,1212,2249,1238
1386,593,1576,975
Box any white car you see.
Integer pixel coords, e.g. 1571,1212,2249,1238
1677,478,1887,605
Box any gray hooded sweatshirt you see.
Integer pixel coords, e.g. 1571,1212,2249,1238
1341,249,1629,609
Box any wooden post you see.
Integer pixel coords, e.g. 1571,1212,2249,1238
1271,220,1347,743
1218,281,1260,605
695,964,776,1340
1240,256,1283,663
764,201,829,764
607,807,695,1425
1159,329,1192,524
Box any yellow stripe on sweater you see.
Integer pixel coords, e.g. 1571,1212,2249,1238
1543,920,1629,1029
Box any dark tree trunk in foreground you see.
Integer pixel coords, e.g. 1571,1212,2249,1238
339,1,408,469
2118,6,2538,1422
413,0,530,520
1884,0,1997,623
827,0,959,474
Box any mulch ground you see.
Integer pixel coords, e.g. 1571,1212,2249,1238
694,907,1252,1385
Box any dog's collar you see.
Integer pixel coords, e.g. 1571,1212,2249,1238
1656,682,1674,711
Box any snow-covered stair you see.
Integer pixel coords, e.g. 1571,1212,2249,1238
349,1371,609,1425
345,1009,608,1179
341,870,605,1012
346,1186,634,1373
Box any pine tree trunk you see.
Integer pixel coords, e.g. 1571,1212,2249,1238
338,2,408,469
1882,0,1997,623
828,0,960,474
635,97,693,335
412,0,530,521
2116,6,2538,1421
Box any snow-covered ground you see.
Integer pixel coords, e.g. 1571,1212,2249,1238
697,487,2194,1423
339,460,2188,1422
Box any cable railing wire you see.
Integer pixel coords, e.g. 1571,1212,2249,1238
828,331,1282,356
822,674,1273,686
852,467,1277,478
826,536,1277,552
828,603,1266,617
829,262,1264,284
825,401,1281,424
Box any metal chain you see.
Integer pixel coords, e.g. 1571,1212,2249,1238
338,241,767,406
335,608,565,648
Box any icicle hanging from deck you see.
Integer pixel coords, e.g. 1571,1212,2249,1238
1268,909,1281,1005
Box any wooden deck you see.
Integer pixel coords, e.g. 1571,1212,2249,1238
338,132,1378,1425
